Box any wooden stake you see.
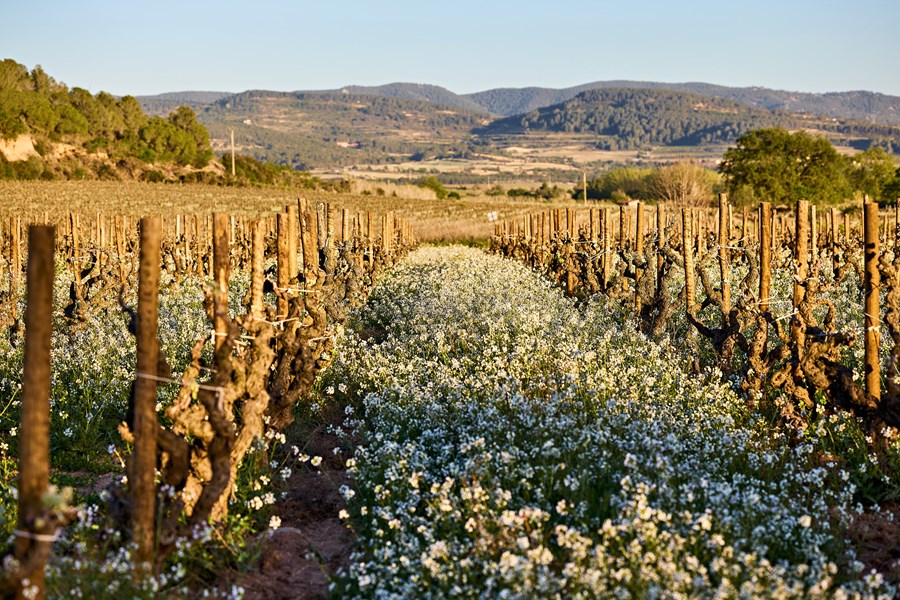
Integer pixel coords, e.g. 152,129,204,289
682,208,695,315
250,219,265,319
602,207,610,290
286,204,298,283
299,198,319,283
793,200,809,308
212,213,230,349
133,217,160,568
810,204,818,275
718,194,731,317
14,225,55,598
759,202,772,312
864,201,881,400
741,206,749,247
635,202,644,311
656,204,665,295
276,212,290,319
10,217,21,322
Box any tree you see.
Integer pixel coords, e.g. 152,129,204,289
719,128,850,206
884,168,900,204
118,96,147,139
0,59,29,91
168,106,213,167
650,162,718,207
582,167,654,201
419,176,448,199
846,146,898,202
69,87,109,137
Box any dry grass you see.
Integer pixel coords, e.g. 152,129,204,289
0,180,589,243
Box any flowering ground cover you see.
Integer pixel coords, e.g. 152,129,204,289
323,246,894,598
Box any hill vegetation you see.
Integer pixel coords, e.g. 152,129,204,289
3,58,899,186
479,88,900,153
339,83,489,114
182,86,900,173
0,59,215,180
136,91,233,116
0,60,339,188
464,80,900,124
479,88,793,149
199,90,488,169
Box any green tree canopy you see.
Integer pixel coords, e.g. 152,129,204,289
846,146,898,202
582,167,655,201
419,175,449,199
719,128,850,206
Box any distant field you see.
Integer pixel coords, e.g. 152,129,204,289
332,134,734,183
0,181,586,243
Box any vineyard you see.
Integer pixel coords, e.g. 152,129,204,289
2,183,900,598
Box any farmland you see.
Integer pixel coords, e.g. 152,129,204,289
1,180,900,598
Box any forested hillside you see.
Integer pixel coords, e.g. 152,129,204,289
0,59,214,180
339,83,488,114
137,91,233,116
479,88,900,152
465,80,900,124
199,90,488,168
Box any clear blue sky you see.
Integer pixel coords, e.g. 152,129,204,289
2,0,898,97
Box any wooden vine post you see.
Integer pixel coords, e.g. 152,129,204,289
250,219,265,320
114,214,126,284
286,204,299,281
299,198,319,285
792,201,810,360
810,204,818,275
656,205,665,294
69,213,81,286
276,212,290,319
634,202,644,311
793,201,809,308
212,213,230,349
741,206,749,247
9,217,21,322
864,201,881,400
132,217,161,569
14,225,55,599
602,207,611,290
682,208,695,315
718,194,731,319
759,202,772,312
830,207,839,275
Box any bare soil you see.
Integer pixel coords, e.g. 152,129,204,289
237,428,355,599
0,134,39,161
847,503,900,585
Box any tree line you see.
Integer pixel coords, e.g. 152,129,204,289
482,88,900,154
581,128,900,207
0,59,213,179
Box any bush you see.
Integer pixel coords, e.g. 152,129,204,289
419,176,449,200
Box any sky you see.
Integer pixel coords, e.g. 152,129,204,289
2,0,899,97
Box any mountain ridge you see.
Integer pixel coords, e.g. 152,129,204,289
137,81,900,125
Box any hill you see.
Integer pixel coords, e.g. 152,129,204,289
136,91,234,116
198,90,489,169
338,83,488,114
0,59,221,181
465,81,900,125
477,88,900,153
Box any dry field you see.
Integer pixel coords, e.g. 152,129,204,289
0,180,587,243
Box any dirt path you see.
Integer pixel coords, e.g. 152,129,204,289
238,428,355,599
